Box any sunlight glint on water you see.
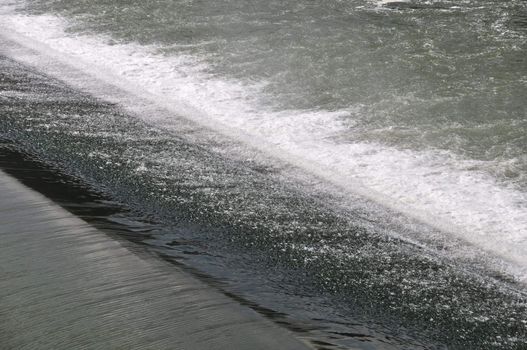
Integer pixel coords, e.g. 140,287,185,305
1,0,525,276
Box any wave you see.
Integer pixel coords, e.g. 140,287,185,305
1,9,526,281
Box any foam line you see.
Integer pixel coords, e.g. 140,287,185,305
0,10,526,282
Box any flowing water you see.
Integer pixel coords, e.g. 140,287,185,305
0,0,526,349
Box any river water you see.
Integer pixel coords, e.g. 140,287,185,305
0,0,526,349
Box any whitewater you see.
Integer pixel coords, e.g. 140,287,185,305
0,3,526,282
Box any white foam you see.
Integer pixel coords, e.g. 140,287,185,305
371,0,410,7
1,9,526,281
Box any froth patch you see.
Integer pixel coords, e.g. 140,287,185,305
1,9,526,282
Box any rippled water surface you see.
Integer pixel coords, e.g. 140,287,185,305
21,0,527,180
1,0,527,348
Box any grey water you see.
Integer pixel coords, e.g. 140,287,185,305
0,167,311,350
3,0,524,255
20,0,527,187
1,0,527,349
0,49,526,349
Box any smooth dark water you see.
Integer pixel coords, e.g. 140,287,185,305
0,166,312,350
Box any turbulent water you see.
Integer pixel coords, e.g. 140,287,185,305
0,0,526,349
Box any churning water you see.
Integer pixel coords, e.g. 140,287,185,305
0,0,526,349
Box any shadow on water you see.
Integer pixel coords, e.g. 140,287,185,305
382,2,455,11
510,12,527,31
